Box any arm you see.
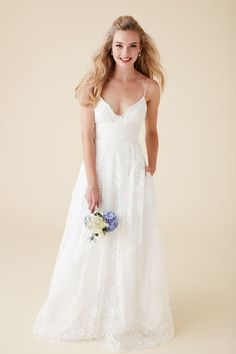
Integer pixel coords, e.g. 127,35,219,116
80,105,98,187
80,104,101,212
144,80,161,176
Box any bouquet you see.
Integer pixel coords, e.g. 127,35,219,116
84,210,118,243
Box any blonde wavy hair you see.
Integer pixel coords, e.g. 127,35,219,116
74,15,166,109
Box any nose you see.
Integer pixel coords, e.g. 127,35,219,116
121,47,130,57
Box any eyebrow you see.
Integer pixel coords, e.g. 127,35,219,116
114,41,138,44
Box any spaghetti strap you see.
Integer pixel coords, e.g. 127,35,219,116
144,78,148,97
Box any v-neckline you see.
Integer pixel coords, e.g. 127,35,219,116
99,96,146,117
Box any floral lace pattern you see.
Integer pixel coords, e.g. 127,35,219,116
32,95,175,352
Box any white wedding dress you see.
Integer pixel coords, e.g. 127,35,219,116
32,78,175,352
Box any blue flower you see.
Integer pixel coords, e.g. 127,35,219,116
103,210,118,232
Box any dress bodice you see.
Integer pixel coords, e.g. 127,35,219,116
94,78,148,144
94,96,147,144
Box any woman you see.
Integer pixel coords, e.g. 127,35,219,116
32,15,175,352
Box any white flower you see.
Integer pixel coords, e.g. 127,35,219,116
87,213,108,236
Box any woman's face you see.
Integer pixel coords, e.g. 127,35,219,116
111,30,142,67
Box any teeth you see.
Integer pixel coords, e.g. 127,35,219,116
120,58,131,62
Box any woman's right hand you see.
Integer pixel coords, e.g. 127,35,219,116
85,185,101,213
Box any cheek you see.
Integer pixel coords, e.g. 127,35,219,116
113,47,121,53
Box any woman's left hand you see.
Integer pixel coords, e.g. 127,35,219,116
145,165,156,176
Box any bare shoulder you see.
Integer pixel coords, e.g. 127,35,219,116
146,77,160,104
77,85,94,113
78,86,95,134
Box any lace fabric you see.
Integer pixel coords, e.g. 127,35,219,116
32,82,175,352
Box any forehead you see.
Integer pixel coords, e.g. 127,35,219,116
112,30,140,44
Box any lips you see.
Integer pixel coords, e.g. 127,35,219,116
120,58,131,62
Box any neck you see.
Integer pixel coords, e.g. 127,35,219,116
110,65,138,81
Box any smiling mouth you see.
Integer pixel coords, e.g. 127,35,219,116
120,58,132,62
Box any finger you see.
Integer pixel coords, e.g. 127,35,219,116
89,198,93,211
88,197,91,210
93,201,98,211
90,201,96,213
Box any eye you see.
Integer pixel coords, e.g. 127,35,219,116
131,44,137,48
115,44,122,47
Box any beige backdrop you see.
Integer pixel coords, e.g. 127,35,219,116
1,1,235,353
